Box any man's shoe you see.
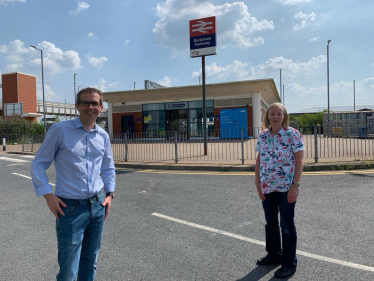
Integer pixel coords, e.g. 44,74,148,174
256,256,282,265
274,267,296,278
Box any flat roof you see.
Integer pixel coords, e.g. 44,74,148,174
1,72,36,78
103,79,280,105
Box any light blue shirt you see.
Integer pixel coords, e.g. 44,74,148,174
31,118,116,199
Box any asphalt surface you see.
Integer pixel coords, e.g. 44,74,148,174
0,154,373,280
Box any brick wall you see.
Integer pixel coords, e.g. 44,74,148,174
18,73,37,114
2,73,18,115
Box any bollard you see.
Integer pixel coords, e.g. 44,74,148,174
2,137,6,151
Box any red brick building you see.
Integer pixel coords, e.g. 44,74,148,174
1,72,41,122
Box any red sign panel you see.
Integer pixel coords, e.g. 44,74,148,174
189,16,216,37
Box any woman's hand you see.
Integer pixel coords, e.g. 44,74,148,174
287,185,299,203
256,182,265,201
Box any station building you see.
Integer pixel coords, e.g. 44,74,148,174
103,79,280,138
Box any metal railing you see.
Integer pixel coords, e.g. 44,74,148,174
110,125,374,163
3,125,374,164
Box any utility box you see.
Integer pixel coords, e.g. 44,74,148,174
219,108,248,139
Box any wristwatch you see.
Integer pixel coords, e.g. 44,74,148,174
292,181,300,188
106,192,114,199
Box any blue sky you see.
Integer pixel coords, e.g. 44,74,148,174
1,0,373,112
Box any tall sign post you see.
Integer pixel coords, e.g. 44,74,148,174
189,16,216,155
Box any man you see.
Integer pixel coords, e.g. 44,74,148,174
31,87,116,281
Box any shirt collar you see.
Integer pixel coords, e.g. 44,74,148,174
73,117,98,132
268,127,286,137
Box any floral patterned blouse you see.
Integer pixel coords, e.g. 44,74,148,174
255,127,304,194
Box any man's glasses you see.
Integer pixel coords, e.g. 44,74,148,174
79,101,101,108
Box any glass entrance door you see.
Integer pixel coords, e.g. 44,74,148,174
166,109,188,138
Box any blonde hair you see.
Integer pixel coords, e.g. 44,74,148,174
262,102,289,129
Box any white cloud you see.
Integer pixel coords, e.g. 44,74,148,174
37,83,58,101
0,0,26,7
370,63,374,67
192,55,326,82
88,32,98,39
287,78,374,109
153,0,274,56
191,71,199,78
86,53,108,69
0,39,29,55
309,37,320,42
29,41,81,75
257,55,326,75
125,39,130,45
5,63,23,72
90,79,123,92
293,12,316,30
275,0,312,5
70,1,90,15
157,76,173,87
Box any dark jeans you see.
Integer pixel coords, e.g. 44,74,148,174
262,191,297,269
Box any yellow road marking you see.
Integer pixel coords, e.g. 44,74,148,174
115,168,374,176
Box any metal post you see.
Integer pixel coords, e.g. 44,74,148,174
174,131,178,163
202,56,207,155
327,40,331,135
22,123,25,152
241,128,244,165
124,134,128,161
74,73,78,117
2,137,6,151
283,84,285,106
30,45,47,133
314,125,318,163
280,69,282,103
353,80,355,111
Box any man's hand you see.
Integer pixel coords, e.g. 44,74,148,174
43,193,66,220
101,196,112,220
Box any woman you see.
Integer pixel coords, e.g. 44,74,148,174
255,102,304,279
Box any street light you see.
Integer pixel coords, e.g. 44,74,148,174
353,80,356,111
64,99,67,120
327,40,331,133
30,45,46,133
74,73,78,117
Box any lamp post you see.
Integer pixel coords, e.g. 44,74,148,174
64,99,67,120
327,40,331,133
30,45,46,133
78,86,80,93
353,80,356,111
279,69,282,104
74,73,78,117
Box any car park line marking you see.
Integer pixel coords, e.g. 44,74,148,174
0,156,30,163
19,155,35,158
152,212,374,272
12,173,55,186
115,168,374,176
7,164,23,166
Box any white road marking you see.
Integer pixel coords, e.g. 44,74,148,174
7,164,23,166
19,155,35,158
0,156,30,163
12,173,55,186
152,212,374,272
